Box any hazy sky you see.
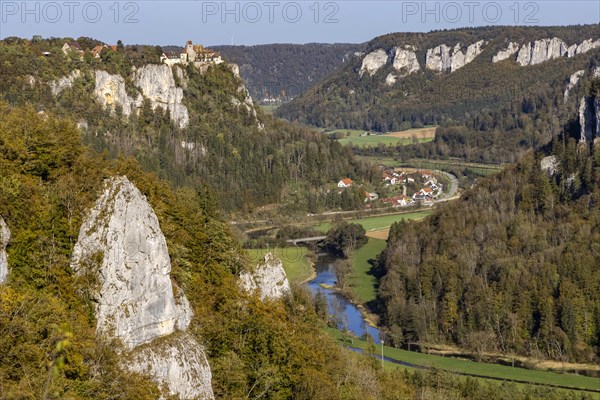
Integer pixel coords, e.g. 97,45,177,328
1,1,598,46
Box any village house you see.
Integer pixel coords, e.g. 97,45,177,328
91,45,107,58
382,195,413,207
338,178,353,188
421,170,433,180
62,41,83,56
364,191,379,202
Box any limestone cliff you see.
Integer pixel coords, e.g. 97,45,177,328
425,41,484,73
359,49,388,77
71,176,214,400
516,38,600,66
391,47,420,76
134,64,190,129
0,216,10,283
94,70,142,117
492,42,520,62
564,70,585,101
579,95,600,145
50,70,81,96
240,253,290,300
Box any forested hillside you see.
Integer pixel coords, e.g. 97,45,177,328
277,25,599,134
0,100,590,400
213,43,365,100
377,84,600,363
0,37,373,214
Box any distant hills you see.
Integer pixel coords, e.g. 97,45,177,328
276,25,600,132
213,43,365,101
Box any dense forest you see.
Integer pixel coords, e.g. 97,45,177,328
1,100,590,399
377,84,600,363
277,25,599,134
0,37,375,215
213,43,365,101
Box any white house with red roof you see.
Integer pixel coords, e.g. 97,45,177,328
338,178,353,188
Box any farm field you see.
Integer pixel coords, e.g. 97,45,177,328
347,238,387,304
328,329,600,396
246,246,314,283
359,156,504,177
328,127,436,147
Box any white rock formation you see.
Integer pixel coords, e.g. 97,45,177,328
426,41,484,72
579,96,600,145
232,84,264,130
130,333,213,400
134,64,190,129
564,70,585,101
0,217,10,283
385,73,397,86
174,66,189,90
50,70,81,96
359,49,388,77
541,155,558,176
391,47,420,76
240,253,291,301
71,176,214,399
492,42,519,62
516,38,599,66
228,63,241,78
94,70,142,117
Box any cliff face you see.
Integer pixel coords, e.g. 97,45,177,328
71,176,214,399
425,41,485,73
240,253,290,301
134,64,190,129
579,95,600,145
0,217,10,283
564,70,585,101
511,37,600,66
492,42,520,62
391,47,420,76
359,49,388,77
50,70,81,96
94,70,142,117
94,66,190,128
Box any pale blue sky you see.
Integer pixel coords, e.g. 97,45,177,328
0,1,598,46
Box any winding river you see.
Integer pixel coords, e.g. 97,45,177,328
306,253,381,344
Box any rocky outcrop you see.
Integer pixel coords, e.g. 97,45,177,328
359,49,388,77
50,70,81,96
391,47,420,76
492,42,519,62
0,217,10,283
564,70,585,101
579,96,600,145
426,41,484,73
240,253,290,301
232,85,264,130
516,38,600,66
385,73,397,86
517,38,568,66
71,176,214,399
94,70,142,117
541,155,558,176
134,64,189,129
130,333,213,400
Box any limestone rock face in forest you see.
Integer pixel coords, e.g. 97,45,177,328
492,42,520,63
516,38,600,66
94,70,143,117
391,47,420,76
425,41,484,73
134,64,190,129
0,216,10,283
240,253,291,300
579,96,600,145
359,49,388,77
71,176,214,400
50,69,81,96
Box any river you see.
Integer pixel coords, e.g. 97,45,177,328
306,253,381,344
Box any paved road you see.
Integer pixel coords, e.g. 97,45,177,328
286,236,327,244
434,170,459,202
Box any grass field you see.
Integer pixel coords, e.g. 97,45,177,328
315,211,432,233
329,127,436,147
247,246,314,283
347,238,387,303
258,104,280,114
359,156,503,177
328,329,600,395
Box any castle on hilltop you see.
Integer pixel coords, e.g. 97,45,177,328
161,41,223,66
